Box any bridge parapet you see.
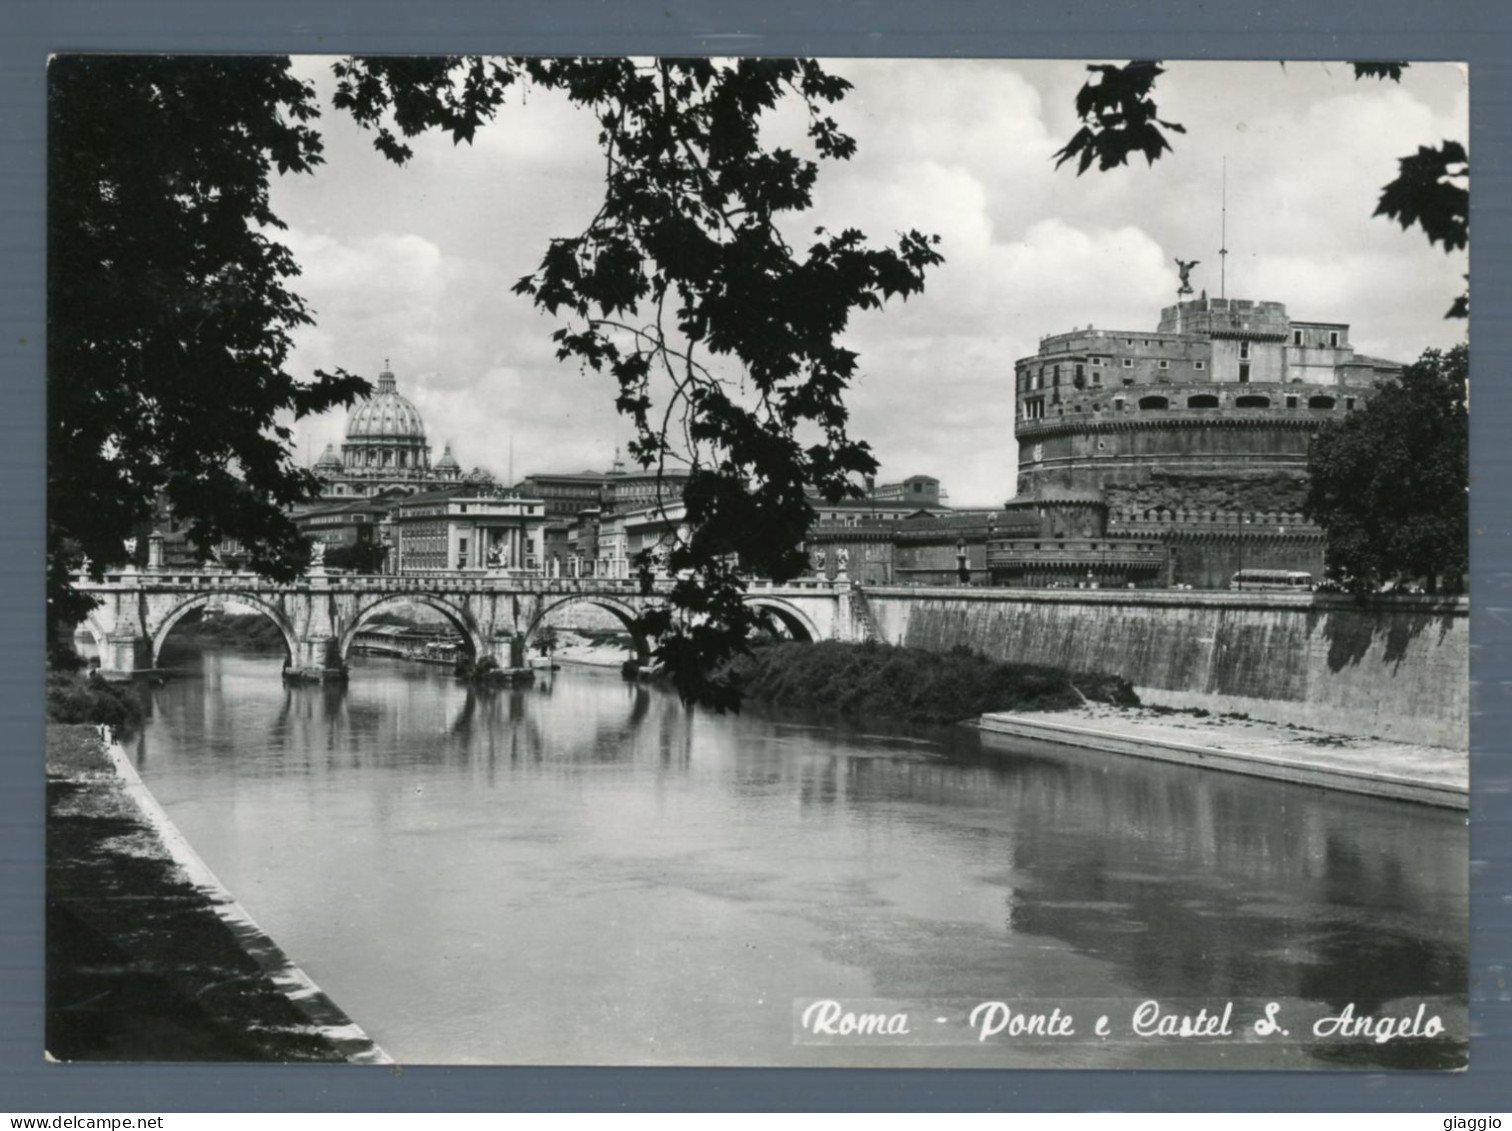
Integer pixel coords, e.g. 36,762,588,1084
71,570,683,597
746,577,840,593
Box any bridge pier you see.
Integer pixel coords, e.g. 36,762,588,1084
102,632,151,678
484,632,527,672
285,634,347,683
284,570,348,682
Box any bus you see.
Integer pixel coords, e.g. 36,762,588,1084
1229,569,1314,591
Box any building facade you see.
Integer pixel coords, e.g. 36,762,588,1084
515,469,618,520
390,486,551,574
294,498,390,556
868,475,944,508
997,296,1401,588
526,456,697,579
803,474,957,584
604,466,692,513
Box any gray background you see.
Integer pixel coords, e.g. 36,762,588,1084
3,0,1507,1112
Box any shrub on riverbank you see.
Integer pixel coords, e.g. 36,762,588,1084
46,669,144,730
729,640,1137,724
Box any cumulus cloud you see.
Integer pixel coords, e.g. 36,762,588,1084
270,57,1467,506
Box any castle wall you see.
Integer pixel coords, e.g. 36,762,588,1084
861,587,1467,748
1028,416,1316,490
1161,532,1326,589
1209,337,1286,384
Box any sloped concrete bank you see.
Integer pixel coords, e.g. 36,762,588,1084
46,724,391,1063
979,706,1467,809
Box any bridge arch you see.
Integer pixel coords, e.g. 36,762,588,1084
78,616,108,652
743,595,820,643
338,593,486,667
524,594,652,664
64,616,110,666
150,592,299,668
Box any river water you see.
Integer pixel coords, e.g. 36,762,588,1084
127,646,1468,1069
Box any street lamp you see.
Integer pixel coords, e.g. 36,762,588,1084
956,537,970,586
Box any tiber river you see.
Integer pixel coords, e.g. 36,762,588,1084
125,643,1468,1070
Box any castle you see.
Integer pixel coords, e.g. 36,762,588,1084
993,295,1403,588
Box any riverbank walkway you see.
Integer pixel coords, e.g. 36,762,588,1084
979,705,1467,810
45,724,390,1062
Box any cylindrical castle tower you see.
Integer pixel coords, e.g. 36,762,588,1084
999,297,1402,588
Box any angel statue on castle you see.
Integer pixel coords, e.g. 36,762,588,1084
1175,258,1200,297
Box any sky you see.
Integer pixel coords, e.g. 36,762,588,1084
270,58,1468,507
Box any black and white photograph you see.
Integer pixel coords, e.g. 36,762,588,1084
43,55,1470,1071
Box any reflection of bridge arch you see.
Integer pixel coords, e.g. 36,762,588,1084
743,596,819,642
76,616,109,657
152,592,298,668
525,594,651,663
338,593,485,666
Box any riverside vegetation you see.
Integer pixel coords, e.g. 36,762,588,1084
47,612,288,731
46,649,143,730
727,640,1138,725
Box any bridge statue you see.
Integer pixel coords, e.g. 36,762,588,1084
308,540,326,568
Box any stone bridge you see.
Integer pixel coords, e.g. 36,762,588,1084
71,567,860,679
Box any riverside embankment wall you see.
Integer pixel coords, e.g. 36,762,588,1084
860,587,1468,748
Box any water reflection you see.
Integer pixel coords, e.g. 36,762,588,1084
133,647,1467,1069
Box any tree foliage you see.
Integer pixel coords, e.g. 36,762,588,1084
48,56,371,630
49,54,937,708
321,539,386,574
1055,60,1468,318
1053,61,1185,174
331,57,942,709
1303,345,1468,594
1374,141,1469,248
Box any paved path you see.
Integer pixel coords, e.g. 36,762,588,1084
46,724,391,1063
978,705,1467,810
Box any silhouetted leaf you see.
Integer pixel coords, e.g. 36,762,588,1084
1053,61,1179,174
1375,141,1469,252
1352,62,1410,82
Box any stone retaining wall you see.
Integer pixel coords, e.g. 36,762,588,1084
860,587,1468,748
